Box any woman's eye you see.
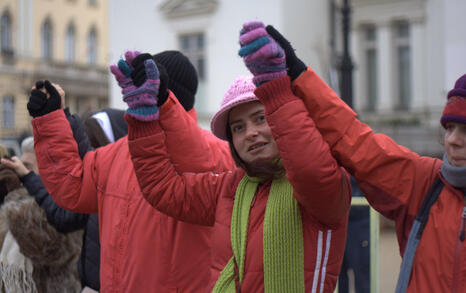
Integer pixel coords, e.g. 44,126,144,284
445,124,454,131
232,125,243,133
257,115,266,122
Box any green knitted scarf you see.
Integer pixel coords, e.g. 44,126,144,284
212,175,305,292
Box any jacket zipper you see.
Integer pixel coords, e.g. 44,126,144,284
451,197,466,293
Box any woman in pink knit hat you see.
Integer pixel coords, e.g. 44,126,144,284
125,40,351,291
255,19,466,293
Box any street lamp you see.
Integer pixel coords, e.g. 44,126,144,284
338,0,354,109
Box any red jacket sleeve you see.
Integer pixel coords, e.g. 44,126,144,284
128,93,236,225
255,76,351,227
291,68,442,241
128,117,237,226
158,93,235,173
32,110,99,214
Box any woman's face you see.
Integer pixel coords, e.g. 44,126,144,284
229,101,280,165
444,122,466,167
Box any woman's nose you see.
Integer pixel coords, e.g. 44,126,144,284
245,124,259,139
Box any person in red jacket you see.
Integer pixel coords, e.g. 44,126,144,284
125,23,351,292
28,51,235,292
263,24,466,292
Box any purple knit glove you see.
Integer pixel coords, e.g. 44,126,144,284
238,20,286,86
123,58,160,121
110,50,160,121
110,50,140,91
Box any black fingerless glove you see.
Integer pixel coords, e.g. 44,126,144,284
27,80,61,117
266,25,307,81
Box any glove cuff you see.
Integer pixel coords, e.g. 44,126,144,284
254,75,296,114
125,106,159,122
253,71,287,86
125,114,161,139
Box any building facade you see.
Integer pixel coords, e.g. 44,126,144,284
108,0,465,157
0,0,109,142
108,0,330,126
348,0,466,156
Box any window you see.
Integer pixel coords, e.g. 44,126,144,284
179,33,205,80
394,21,411,110
87,27,97,65
2,95,14,128
41,18,53,60
1,11,12,52
363,25,377,111
65,23,76,63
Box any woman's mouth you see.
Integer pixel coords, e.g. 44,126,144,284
248,142,267,153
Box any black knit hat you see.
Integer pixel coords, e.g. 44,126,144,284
153,51,198,111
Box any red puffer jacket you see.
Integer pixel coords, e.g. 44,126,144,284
292,67,466,292
128,76,351,292
32,93,235,293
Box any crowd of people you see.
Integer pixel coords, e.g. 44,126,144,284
0,20,464,293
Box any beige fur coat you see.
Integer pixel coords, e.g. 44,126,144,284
0,187,83,293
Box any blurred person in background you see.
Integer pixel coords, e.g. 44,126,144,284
27,50,236,292
0,153,82,292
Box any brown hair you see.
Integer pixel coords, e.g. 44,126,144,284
225,123,284,181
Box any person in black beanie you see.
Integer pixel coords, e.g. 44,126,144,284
27,48,235,292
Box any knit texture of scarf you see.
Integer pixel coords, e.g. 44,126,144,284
441,153,466,189
212,175,305,292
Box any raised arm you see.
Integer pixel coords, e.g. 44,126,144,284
28,81,99,213
267,26,441,231
113,52,233,225
127,52,235,173
128,113,232,225
3,110,94,232
256,77,350,226
238,21,350,226
158,95,235,173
